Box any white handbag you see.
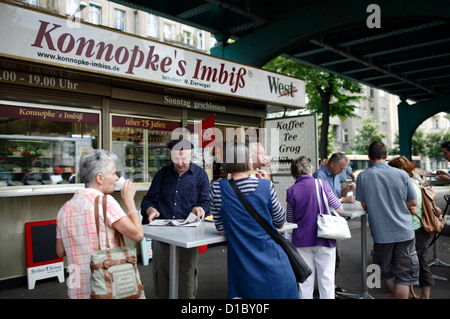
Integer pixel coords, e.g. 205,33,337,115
315,179,351,240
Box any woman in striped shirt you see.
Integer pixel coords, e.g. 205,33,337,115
286,156,343,299
210,142,298,299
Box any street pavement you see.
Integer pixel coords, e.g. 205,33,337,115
1,217,449,300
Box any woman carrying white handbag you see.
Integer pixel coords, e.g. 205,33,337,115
286,156,344,299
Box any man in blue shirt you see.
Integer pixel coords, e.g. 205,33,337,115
141,138,211,299
338,164,355,183
356,141,419,299
313,152,355,203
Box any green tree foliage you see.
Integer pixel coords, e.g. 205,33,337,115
352,116,387,154
391,128,427,156
392,128,450,159
411,128,428,157
426,131,450,160
264,56,367,159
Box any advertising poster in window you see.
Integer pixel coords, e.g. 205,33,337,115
111,115,182,183
264,114,318,210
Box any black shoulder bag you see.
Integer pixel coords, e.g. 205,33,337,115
229,179,312,283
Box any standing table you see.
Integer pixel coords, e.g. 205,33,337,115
337,202,373,299
143,221,297,299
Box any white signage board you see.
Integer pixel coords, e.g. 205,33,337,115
0,2,305,108
264,114,319,210
27,261,64,290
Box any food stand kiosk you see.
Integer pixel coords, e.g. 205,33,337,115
0,1,305,282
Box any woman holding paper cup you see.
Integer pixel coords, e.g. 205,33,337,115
56,149,143,299
210,142,298,299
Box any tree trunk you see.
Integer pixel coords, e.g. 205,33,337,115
317,76,334,160
319,98,330,160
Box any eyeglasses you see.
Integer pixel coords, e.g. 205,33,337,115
331,161,346,172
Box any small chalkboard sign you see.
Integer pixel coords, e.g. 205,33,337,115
25,220,62,267
25,220,64,289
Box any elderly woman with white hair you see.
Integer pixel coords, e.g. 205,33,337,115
287,156,343,299
56,149,143,299
210,142,298,299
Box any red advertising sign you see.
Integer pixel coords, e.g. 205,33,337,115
112,115,181,131
198,115,215,148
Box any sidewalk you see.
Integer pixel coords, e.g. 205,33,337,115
337,218,450,299
1,218,449,299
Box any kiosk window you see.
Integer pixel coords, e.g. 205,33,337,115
0,104,99,187
111,115,181,183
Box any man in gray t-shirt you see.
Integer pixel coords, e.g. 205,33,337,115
356,141,418,299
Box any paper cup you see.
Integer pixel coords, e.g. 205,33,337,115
116,176,126,190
